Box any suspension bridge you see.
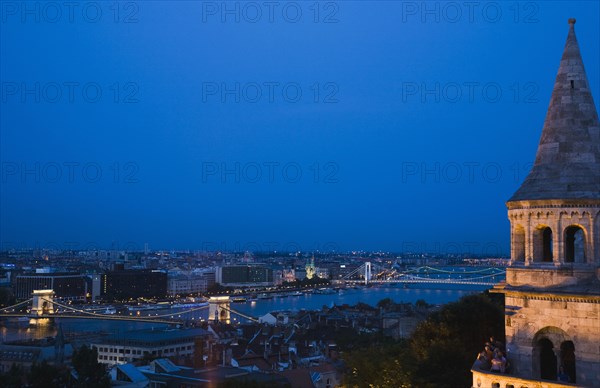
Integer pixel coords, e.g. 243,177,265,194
0,290,259,325
343,263,506,286
0,266,505,325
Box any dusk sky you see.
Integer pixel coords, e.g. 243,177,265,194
1,1,599,255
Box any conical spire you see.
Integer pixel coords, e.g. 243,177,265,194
509,19,600,202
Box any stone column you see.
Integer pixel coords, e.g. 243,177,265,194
510,222,515,264
555,348,563,377
588,210,597,264
525,213,533,266
555,212,564,265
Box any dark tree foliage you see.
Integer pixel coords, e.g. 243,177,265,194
0,287,15,307
0,364,26,388
29,361,70,388
327,327,390,352
353,302,376,312
415,299,430,309
409,293,504,387
0,362,70,387
342,292,504,388
343,341,413,388
376,297,393,310
71,346,110,388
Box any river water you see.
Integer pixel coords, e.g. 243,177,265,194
1,283,492,343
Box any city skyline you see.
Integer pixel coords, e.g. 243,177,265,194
2,2,599,254
1,4,598,387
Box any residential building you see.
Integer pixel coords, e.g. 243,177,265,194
0,330,72,373
14,272,88,300
92,328,209,366
167,274,207,297
102,270,167,300
216,265,273,286
112,358,289,387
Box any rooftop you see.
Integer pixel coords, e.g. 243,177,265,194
100,327,208,345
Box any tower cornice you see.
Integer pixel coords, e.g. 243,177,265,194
506,199,600,210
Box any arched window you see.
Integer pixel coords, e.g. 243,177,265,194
564,226,585,263
560,341,576,383
538,338,557,380
542,228,553,262
533,226,553,262
513,225,525,262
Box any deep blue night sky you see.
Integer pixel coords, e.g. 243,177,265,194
1,1,599,255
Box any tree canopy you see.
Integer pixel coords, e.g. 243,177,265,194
342,292,504,388
71,346,110,388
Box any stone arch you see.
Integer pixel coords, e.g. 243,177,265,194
532,326,570,349
532,225,553,262
42,300,50,314
563,224,586,263
512,224,526,262
208,296,231,323
532,327,571,381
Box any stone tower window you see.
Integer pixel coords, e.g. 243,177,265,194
512,225,526,262
560,341,576,383
533,226,553,262
564,226,585,263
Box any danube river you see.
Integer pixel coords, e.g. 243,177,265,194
1,283,491,343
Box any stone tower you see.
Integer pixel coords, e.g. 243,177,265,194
208,296,231,324
472,19,600,388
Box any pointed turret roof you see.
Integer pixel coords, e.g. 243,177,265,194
509,19,600,202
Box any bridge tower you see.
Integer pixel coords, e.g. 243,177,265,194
208,296,230,324
29,289,54,326
31,290,54,316
364,262,372,285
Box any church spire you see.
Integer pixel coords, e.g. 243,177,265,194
509,19,600,202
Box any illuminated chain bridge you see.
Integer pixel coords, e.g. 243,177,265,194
0,291,258,324
343,263,506,286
